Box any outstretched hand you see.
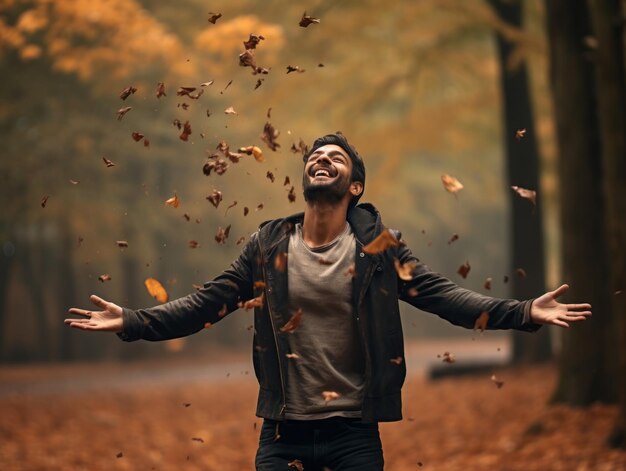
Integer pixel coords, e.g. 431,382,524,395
530,284,592,328
65,295,123,333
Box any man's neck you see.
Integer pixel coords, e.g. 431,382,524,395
302,200,349,248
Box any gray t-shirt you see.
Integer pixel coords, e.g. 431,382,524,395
284,222,365,420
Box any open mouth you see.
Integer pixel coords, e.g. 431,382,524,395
310,166,337,178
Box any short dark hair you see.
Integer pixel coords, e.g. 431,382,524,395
303,132,366,207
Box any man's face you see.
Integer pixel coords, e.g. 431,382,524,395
302,144,354,205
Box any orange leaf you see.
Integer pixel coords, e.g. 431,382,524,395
321,391,340,402
441,174,464,193
280,309,302,334
363,229,400,254
394,258,417,281
511,186,536,206
474,311,489,333
165,193,180,208
144,277,169,303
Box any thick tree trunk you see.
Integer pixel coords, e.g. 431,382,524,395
586,0,626,449
546,0,617,405
488,0,551,363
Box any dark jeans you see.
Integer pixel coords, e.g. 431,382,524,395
255,417,384,470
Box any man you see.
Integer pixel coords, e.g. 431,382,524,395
66,133,592,470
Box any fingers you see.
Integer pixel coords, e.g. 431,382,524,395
552,319,570,328
566,303,592,311
551,284,569,299
67,308,93,318
66,321,100,331
90,294,109,310
568,310,592,317
64,318,91,325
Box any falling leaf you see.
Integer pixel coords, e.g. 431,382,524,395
254,79,264,89
474,311,489,333
286,65,305,74
288,459,304,471
457,261,471,279
362,229,400,254
256,203,264,211
441,351,455,363
119,85,137,100
225,201,238,214
491,374,505,389
503,275,509,283
201,80,214,87
321,391,340,402
116,106,132,120
286,353,300,360
407,287,419,297
207,12,222,23
274,252,288,272
484,277,492,290
261,122,280,151
188,240,199,249
448,233,459,244
239,145,264,162
144,277,168,303
69,179,80,185
102,156,115,168
183,213,191,222
131,132,144,142
40,195,49,208
515,128,527,140
441,174,464,193
389,356,403,365
516,268,527,278
183,403,191,407
206,189,223,208
224,106,238,115
290,139,309,155
116,240,128,248
191,437,204,443
156,82,166,98
180,121,192,141
511,186,537,206
244,207,249,216
218,304,228,317
116,452,123,459
243,34,265,49
144,139,150,148
267,107,272,118
204,322,213,329
239,294,264,310
287,186,296,203
280,309,303,333
284,176,291,186
394,259,417,281
236,236,245,245
300,11,320,27
266,171,275,183
177,86,196,97
221,80,233,94
98,274,112,282
215,225,231,244
165,193,180,208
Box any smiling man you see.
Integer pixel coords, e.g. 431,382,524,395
66,132,592,470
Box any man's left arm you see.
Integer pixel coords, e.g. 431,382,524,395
395,244,591,331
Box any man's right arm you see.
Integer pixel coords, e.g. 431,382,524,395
118,233,257,342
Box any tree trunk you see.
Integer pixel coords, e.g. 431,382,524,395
488,0,551,363
56,217,77,361
586,0,626,449
546,0,617,405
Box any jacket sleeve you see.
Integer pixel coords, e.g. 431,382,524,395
395,243,541,332
117,232,257,342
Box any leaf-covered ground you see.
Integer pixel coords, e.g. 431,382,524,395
1,362,624,470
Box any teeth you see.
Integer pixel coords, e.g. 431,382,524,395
315,169,330,177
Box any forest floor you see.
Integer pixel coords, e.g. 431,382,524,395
0,346,624,471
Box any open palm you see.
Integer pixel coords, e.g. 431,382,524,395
530,284,592,328
65,295,123,332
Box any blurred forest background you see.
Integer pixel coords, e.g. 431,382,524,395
1,0,625,467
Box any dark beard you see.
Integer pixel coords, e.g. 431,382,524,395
302,174,351,205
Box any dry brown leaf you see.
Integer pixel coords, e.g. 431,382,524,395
286,353,300,360
236,236,246,245
102,156,115,168
191,437,204,443
239,294,264,310
239,145,264,162
448,233,459,244
491,374,505,389
156,82,166,98
206,189,223,208
389,356,403,365
457,261,471,279
98,274,112,282
243,33,264,49
321,391,340,402
224,106,237,115
215,225,231,244
40,195,49,208
207,12,222,24
144,277,169,303
363,229,400,254
165,193,180,208
299,11,320,27
131,131,144,142
288,459,304,471
116,106,132,120
515,128,527,140
119,85,137,100
474,311,489,333
261,122,280,151
511,186,537,206
188,240,199,249
280,309,302,333
441,351,455,363
274,252,288,272
116,240,128,248
286,65,305,74
441,174,464,193
394,258,417,281
484,277,492,290
287,186,296,203
516,268,527,278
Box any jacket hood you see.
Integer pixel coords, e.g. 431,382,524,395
258,202,384,251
